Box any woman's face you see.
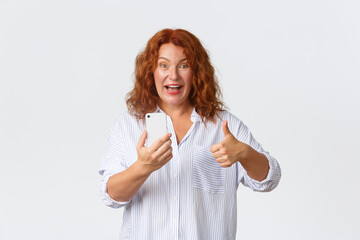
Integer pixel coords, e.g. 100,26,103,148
153,43,193,111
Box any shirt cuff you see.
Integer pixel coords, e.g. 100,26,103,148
243,152,281,192
100,173,130,208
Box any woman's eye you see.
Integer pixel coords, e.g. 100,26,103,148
179,64,189,69
159,63,167,68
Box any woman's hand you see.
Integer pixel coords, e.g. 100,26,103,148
210,120,249,168
107,131,172,202
210,120,269,181
136,130,173,174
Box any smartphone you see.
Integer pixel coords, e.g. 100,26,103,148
145,112,167,147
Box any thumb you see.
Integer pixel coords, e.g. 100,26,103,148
222,120,232,137
137,130,147,149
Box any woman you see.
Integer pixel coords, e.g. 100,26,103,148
99,28,281,239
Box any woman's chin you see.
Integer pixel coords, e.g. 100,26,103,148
159,97,191,109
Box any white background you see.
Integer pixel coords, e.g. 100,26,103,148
1,0,359,239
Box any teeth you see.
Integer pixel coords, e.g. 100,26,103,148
167,85,180,88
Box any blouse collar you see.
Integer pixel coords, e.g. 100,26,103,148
154,106,201,123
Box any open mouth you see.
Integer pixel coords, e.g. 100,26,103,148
165,85,182,91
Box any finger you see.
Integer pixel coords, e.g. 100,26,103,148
216,158,225,163
157,148,173,163
222,120,232,137
149,133,172,151
212,151,225,159
215,155,228,163
160,153,173,166
164,153,173,163
210,143,223,153
137,130,147,150
220,162,232,168
155,139,172,157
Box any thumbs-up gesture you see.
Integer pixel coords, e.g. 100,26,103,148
210,120,250,168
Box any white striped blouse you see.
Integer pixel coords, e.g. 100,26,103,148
99,108,281,240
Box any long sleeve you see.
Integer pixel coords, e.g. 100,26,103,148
99,119,130,208
228,114,281,192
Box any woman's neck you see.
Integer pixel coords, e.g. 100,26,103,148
158,102,193,120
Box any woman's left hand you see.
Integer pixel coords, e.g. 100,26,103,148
210,120,250,168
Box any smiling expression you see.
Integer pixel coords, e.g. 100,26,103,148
153,43,193,111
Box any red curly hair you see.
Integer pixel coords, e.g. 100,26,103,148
126,28,225,122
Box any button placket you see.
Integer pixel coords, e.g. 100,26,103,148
167,115,180,240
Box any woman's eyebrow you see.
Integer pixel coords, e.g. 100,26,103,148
158,57,187,62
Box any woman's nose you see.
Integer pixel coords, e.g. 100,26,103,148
168,67,179,80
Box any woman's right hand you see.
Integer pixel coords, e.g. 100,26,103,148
136,130,173,174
